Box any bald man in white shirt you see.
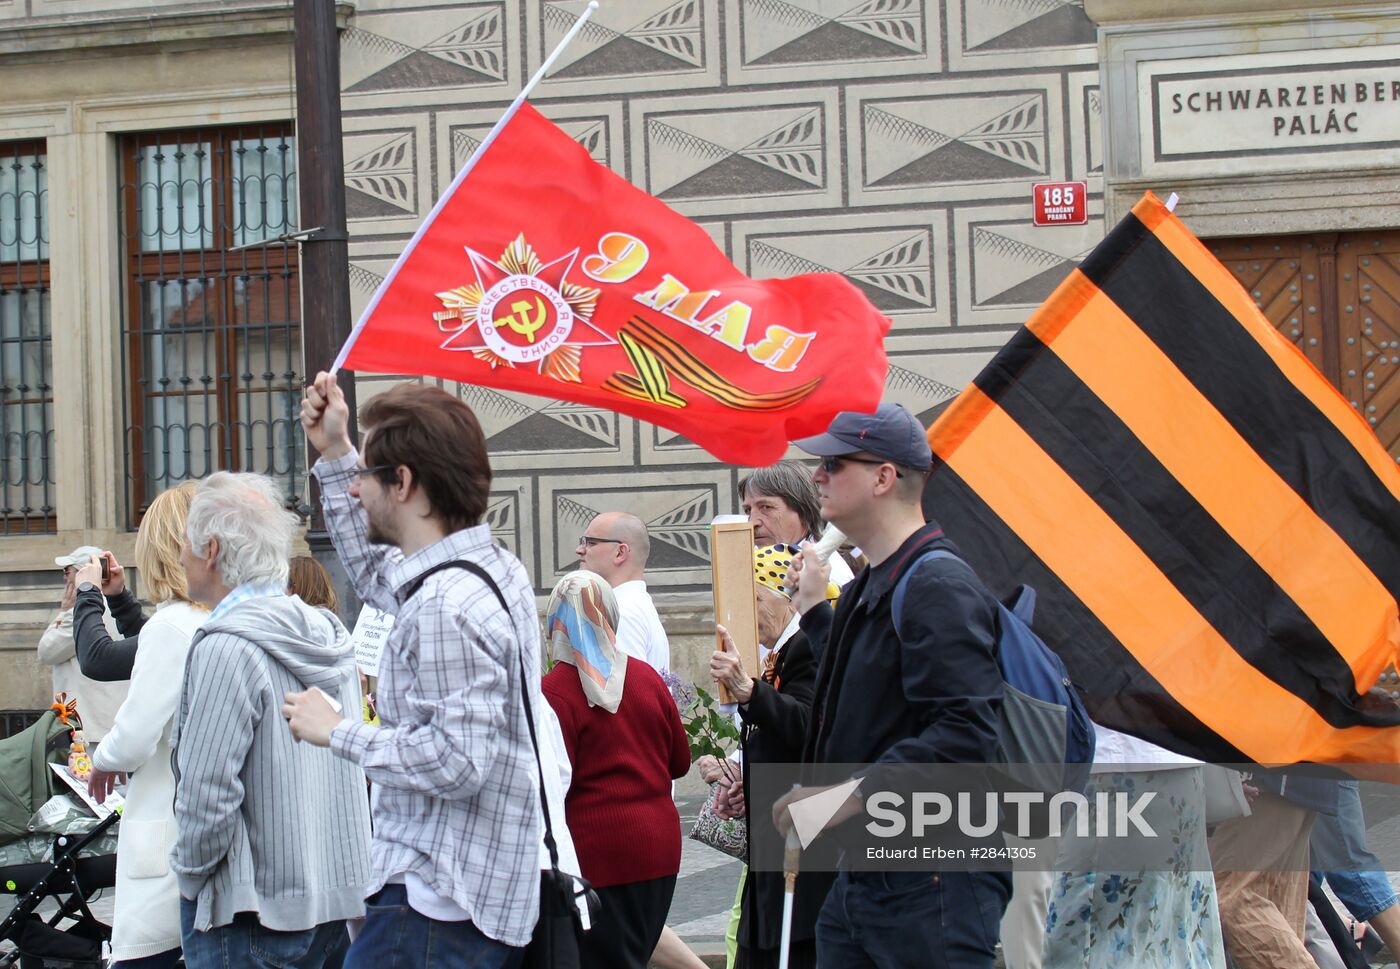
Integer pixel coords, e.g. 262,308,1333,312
575,512,670,672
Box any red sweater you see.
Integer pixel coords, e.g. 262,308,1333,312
542,659,691,888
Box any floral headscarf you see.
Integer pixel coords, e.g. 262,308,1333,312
545,570,627,713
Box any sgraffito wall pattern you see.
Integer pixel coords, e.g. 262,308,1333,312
338,0,1104,596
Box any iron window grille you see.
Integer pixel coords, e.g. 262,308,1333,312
0,141,53,534
0,709,45,740
117,124,303,526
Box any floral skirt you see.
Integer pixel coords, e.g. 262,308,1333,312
1042,767,1226,969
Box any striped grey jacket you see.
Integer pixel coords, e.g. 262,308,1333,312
170,595,372,932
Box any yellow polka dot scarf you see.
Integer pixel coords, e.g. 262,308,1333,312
753,544,840,605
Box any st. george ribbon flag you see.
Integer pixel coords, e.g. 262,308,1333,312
923,191,1400,766
333,102,890,466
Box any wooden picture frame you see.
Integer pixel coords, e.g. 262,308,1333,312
711,521,760,704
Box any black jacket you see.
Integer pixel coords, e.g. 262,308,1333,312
735,628,831,952
73,587,148,681
801,522,1003,773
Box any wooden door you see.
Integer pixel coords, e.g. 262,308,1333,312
1207,230,1400,464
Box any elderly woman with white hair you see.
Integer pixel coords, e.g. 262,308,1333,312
170,471,371,969
541,569,691,969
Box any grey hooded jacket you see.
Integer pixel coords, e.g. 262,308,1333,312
170,594,372,932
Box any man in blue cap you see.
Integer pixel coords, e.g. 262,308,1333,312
774,402,1009,969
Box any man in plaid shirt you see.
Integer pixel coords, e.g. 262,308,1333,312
286,372,541,969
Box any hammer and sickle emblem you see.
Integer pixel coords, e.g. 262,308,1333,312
494,296,548,344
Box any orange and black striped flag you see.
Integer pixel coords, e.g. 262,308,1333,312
924,192,1400,766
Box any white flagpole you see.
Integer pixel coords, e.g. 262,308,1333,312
778,827,802,969
329,0,602,374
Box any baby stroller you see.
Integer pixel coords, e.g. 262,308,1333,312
0,709,118,968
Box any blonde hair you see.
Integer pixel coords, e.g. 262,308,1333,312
135,481,200,606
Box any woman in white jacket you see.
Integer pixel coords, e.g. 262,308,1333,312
85,482,207,969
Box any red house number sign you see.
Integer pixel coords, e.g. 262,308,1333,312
1032,181,1087,226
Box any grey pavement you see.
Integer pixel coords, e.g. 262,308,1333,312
670,790,744,964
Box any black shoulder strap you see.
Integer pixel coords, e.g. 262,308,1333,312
403,559,563,871
403,559,508,604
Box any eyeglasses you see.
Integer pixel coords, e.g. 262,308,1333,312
354,464,395,480
578,535,624,548
819,455,904,478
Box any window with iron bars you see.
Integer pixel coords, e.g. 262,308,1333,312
118,124,303,527
0,141,53,534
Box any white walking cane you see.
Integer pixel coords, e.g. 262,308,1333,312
778,826,802,969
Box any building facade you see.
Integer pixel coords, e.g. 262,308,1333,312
0,0,1395,710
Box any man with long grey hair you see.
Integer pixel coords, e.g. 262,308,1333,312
172,471,371,969
740,461,853,586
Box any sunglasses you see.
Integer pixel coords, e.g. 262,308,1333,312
578,535,624,548
819,455,904,478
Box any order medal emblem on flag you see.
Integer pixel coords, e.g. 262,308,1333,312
435,236,610,383
476,278,572,360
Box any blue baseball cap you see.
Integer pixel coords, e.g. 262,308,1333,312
792,403,932,472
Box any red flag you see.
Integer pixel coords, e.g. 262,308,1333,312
338,103,889,466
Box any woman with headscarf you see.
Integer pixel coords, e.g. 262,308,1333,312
709,545,837,969
541,569,691,969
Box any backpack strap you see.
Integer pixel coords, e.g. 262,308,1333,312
891,551,1038,631
890,548,964,631
402,559,565,872
402,559,501,603
1005,585,1037,625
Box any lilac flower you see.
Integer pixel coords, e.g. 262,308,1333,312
661,668,698,714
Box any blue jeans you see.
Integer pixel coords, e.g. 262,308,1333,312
179,898,349,969
1311,780,1400,923
815,870,1010,969
343,885,524,969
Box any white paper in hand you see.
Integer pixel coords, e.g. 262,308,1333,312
350,605,395,678
309,686,343,714
49,763,125,819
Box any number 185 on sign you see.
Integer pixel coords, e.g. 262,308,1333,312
1032,181,1088,226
